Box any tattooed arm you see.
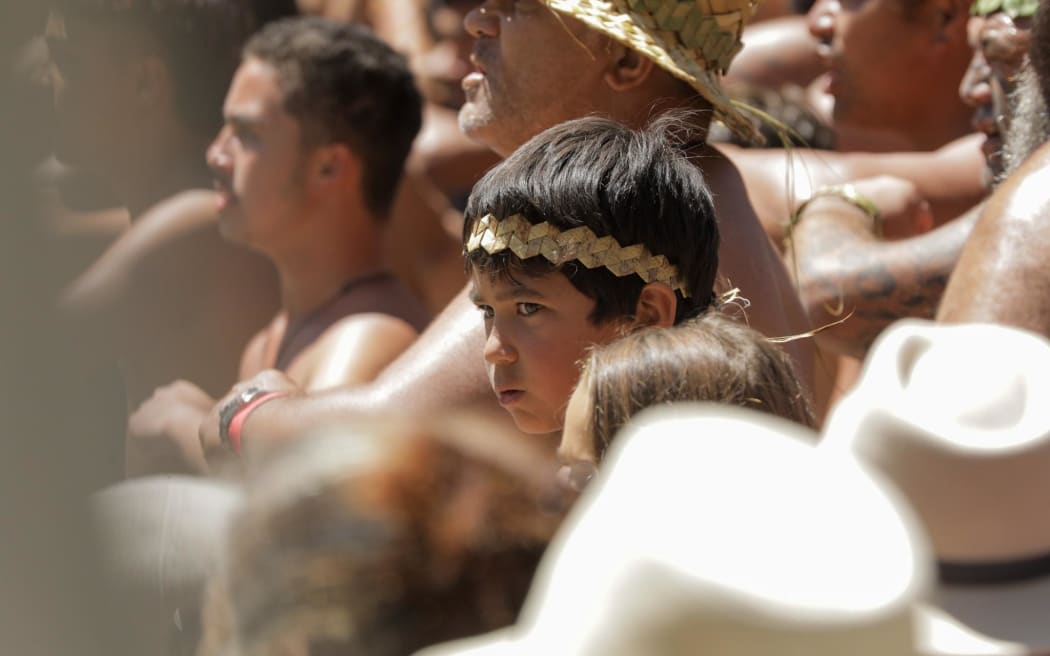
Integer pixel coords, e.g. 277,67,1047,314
790,192,981,360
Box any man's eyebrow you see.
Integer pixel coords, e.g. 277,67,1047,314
225,113,262,130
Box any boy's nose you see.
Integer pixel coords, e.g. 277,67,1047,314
807,0,837,45
483,327,517,365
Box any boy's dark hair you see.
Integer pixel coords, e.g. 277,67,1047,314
244,17,423,218
55,0,261,139
463,114,720,324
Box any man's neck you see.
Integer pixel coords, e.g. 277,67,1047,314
273,211,387,321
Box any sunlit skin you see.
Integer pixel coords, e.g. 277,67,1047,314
469,269,624,435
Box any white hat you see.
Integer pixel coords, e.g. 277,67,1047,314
822,319,1050,655
92,475,241,650
418,404,932,656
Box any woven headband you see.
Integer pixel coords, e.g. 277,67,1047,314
465,213,691,297
971,0,1037,17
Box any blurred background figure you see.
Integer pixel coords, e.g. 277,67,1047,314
201,413,566,656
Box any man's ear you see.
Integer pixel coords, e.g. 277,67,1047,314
135,56,173,111
633,282,677,328
603,42,654,92
309,143,360,187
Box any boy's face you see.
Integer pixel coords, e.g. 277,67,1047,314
470,268,624,435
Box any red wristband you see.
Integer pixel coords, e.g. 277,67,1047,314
227,391,290,454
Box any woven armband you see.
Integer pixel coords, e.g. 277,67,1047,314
789,184,882,237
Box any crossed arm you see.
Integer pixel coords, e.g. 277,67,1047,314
790,191,982,359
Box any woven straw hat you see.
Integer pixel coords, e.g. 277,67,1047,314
822,319,1050,655
418,405,933,656
544,0,761,141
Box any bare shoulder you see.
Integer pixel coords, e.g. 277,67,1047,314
296,313,420,391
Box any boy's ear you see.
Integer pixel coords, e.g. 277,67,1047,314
633,282,677,328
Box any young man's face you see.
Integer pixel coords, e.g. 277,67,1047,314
207,57,309,250
458,0,614,157
469,268,623,435
807,0,964,136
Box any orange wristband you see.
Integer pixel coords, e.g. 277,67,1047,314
227,391,290,454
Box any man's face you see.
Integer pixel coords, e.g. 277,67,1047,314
959,13,1032,177
807,0,957,134
469,268,623,435
46,8,141,174
207,57,308,250
459,0,614,156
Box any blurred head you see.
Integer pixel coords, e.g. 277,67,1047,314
417,0,477,108
959,1,1035,180
807,0,973,148
558,312,815,490
464,114,720,434
211,414,566,656
1,3,51,171
206,17,422,245
47,0,258,175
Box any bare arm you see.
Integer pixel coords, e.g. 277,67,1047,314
199,285,492,460
793,195,981,359
939,142,1050,332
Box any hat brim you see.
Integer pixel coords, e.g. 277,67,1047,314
544,0,759,141
916,575,1050,655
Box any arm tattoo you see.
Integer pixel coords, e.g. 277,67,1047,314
792,207,980,358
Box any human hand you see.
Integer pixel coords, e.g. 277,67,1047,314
126,380,214,477
847,175,934,240
199,369,300,466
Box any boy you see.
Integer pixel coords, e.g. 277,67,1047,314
465,115,720,434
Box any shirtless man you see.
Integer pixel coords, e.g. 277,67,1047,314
126,16,429,476
791,0,1039,359
53,0,283,410
938,0,1050,333
190,0,820,464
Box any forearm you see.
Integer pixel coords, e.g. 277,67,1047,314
795,203,980,358
237,287,492,450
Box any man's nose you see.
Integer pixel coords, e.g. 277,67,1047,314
464,1,501,39
205,127,232,173
807,0,837,44
960,55,992,109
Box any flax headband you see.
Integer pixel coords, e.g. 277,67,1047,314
465,213,691,297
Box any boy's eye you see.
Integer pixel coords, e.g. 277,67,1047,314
517,302,542,316
475,304,494,319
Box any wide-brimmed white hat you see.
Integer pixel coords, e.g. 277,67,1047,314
822,319,1050,655
543,0,761,141
418,404,932,656
92,475,241,650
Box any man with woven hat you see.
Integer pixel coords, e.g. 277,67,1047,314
416,404,935,656
823,319,1050,655
199,0,825,457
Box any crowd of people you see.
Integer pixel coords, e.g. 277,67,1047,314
3,0,1050,653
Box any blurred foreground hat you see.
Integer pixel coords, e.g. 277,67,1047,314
544,0,761,141
823,319,1050,656
92,475,241,653
418,404,932,656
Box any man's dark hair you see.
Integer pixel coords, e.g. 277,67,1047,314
463,114,720,325
54,0,261,139
244,17,423,218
